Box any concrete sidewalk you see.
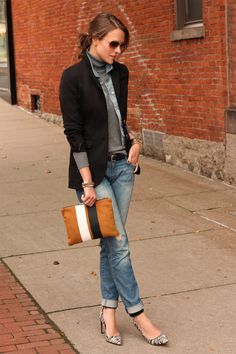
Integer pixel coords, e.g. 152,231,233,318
0,97,236,354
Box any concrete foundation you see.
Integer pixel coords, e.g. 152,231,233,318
163,134,226,180
37,112,63,126
225,133,236,185
143,130,226,182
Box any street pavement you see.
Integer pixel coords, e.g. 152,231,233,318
0,97,236,354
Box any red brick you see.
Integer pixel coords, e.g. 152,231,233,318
46,328,57,334
14,314,44,322
36,319,47,325
0,318,15,324
0,337,29,346
8,320,37,327
0,293,16,300
9,350,37,354
29,311,40,315
17,340,51,350
15,294,29,300
60,350,77,354
22,324,52,332
0,262,74,353
49,338,65,345
36,344,75,353
13,329,46,338
0,334,13,341
28,333,61,343
0,345,17,353
36,347,61,354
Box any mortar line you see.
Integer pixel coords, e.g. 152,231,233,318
162,197,236,215
0,208,65,218
0,199,233,218
46,282,236,315
1,227,219,260
132,186,231,202
0,175,66,187
0,176,67,186
0,189,233,219
198,214,236,233
160,281,236,297
46,297,158,315
130,228,220,243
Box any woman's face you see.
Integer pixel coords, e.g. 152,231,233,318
90,28,125,64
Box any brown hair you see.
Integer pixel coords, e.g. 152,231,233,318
78,13,129,59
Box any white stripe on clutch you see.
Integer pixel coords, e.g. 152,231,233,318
75,204,92,242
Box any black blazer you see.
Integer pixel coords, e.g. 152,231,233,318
59,55,132,190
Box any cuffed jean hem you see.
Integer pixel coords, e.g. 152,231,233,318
101,299,118,309
126,302,144,316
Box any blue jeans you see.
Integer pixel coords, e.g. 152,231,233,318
76,159,143,315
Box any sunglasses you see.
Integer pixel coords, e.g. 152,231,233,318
103,39,126,51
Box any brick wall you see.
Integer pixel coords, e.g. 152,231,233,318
122,0,227,142
12,0,228,143
11,0,79,114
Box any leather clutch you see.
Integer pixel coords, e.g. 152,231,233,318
61,198,119,245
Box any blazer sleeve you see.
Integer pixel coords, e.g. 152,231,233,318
59,68,86,152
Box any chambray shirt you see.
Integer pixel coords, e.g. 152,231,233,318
87,51,125,147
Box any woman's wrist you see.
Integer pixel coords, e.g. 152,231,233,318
131,139,142,146
130,131,142,146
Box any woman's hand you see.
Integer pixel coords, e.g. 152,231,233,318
81,187,96,207
127,143,141,172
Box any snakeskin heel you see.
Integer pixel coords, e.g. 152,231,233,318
133,320,168,346
99,307,122,346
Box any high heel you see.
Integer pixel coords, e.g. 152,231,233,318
133,320,168,346
99,307,122,346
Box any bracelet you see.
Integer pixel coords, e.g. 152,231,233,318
82,181,95,188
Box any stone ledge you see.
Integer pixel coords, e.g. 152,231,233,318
171,24,205,41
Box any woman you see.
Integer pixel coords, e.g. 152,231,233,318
59,12,168,346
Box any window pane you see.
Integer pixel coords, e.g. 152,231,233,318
0,1,7,62
0,0,10,99
0,0,5,22
185,0,202,23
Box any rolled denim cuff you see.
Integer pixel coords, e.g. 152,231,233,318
101,299,118,309
126,301,144,316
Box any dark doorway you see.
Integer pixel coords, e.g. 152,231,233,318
0,0,16,104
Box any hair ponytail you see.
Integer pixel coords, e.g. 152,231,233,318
78,33,91,59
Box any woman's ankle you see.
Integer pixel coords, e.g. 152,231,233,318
102,307,120,336
103,307,116,315
133,311,146,323
130,309,144,318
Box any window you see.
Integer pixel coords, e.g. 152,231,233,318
171,0,204,41
176,0,203,29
